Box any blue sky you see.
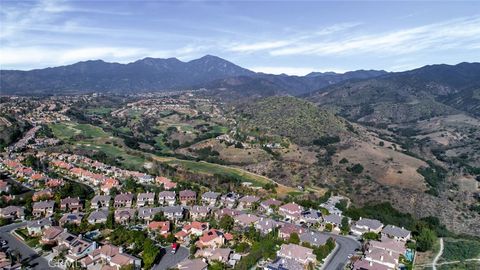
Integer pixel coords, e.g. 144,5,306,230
1,0,479,74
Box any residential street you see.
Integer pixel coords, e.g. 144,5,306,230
0,222,60,270
153,246,189,270
321,233,361,270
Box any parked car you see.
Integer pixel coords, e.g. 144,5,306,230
171,242,179,254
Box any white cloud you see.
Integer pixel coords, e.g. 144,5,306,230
270,17,480,56
249,66,346,76
230,41,292,52
227,22,361,53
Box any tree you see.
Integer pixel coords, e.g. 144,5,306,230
219,215,234,232
153,212,166,221
347,164,364,174
324,223,333,232
362,232,380,241
340,217,350,235
416,228,437,252
142,239,159,269
106,210,115,229
289,232,300,244
335,200,348,212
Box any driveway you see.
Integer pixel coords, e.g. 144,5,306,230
153,246,189,270
0,222,60,270
320,233,361,270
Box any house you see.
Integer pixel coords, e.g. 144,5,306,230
279,203,303,221
319,195,349,216
0,180,10,193
91,195,111,209
195,248,232,264
0,206,25,220
381,225,411,241
60,197,83,212
177,258,208,270
101,178,119,194
0,250,21,269
114,193,134,208
158,191,176,206
88,209,109,224
323,214,343,233
234,213,260,228
59,212,84,226
238,195,260,210
40,226,64,245
200,192,220,207
46,178,64,188
163,206,184,221
114,208,136,225
27,218,52,236
32,200,55,217
369,237,407,257
64,237,98,263
353,259,392,270
278,223,305,240
260,198,282,214
215,208,241,219
175,222,209,241
363,246,398,269
196,229,226,249
179,190,197,205
137,192,155,207
148,221,170,236
300,231,330,247
351,218,384,236
277,243,316,266
189,205,211,220
300,209,323,225
255,218,278,235
110,252,141,270
265,257,304,270
155,176,177,190
32,190,53,201
220,192,239,208
81,244,141,270
137,207,162,223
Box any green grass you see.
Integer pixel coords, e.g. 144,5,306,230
86,107,113,115
77,141,145,169
210,125,228,134
438,262,480,270
50,122,109,140
16,228,39,247
440,238,480,262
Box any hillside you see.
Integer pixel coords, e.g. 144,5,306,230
235,96,351,145
307,62,480,123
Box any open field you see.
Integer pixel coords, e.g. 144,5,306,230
150,154,299,195
336,140,428,191
439,238,480,263
49,122,109,139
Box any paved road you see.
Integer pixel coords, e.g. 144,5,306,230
321,233,361,270
432,238,444,270
153,246,189,270
0,222,60,270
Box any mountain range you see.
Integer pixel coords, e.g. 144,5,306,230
306,62,480,122
0,55,387,96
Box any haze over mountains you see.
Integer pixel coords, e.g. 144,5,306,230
0,55,387,96
1,55,479,122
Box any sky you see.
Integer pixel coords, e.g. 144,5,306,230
1,0,480,75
